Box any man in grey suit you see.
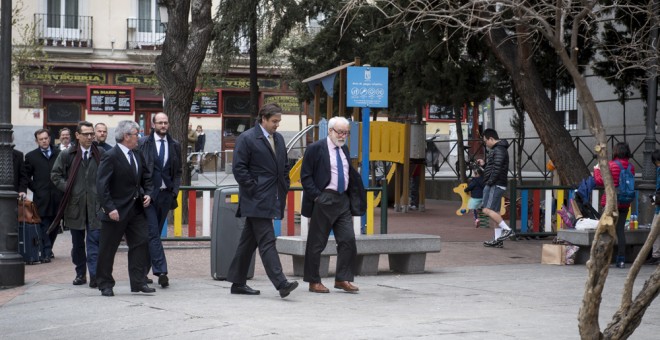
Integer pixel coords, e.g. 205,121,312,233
226,103,299,298
96,120,154,297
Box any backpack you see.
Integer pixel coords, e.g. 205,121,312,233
614,160,635,204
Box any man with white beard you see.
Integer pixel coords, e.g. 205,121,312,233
300,116,366,294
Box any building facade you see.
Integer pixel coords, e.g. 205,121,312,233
10,0,304,155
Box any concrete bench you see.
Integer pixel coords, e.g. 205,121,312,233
276,234,441,276
557,229,651,264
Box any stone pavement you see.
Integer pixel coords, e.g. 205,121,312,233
1,198,659,339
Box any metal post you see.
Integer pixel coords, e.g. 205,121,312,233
361,107,370,232
380,181,388,234
0,0,26,288
640,0,660,226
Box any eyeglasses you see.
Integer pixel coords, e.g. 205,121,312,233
79,132,95,137
127,133,139,136
154,121,169,125
331,128,350,136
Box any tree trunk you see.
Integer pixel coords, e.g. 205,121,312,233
155,0,213,188
485,28,590,185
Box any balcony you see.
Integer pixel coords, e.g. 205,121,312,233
126,18,166,51
34,13,93,49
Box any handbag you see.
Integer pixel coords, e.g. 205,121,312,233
18,198,42,224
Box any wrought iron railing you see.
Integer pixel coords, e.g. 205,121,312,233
430,133,659,180
126,18,166,50
34,13,93,48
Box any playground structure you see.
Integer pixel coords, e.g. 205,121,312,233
293,59,424,216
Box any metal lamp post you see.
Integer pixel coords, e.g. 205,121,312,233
0,0,25,288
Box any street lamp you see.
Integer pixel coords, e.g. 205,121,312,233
0,0,26,288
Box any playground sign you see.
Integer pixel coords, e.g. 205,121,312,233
347,66,388,108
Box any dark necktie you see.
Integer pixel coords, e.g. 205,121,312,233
336,147,345,194
128,150,137,176
158,139,165,167
83,150,89,165
42,149,50,159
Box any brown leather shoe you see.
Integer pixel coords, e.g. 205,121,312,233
334,281,359,292
309,282,330,293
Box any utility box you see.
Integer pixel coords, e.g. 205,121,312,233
224,149,233,175
410,124,426,159
210,186,255,280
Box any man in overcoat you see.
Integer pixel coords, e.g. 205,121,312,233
25,128,63,261
226,103,299,298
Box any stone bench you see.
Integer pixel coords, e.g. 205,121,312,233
276,234,441,276
557,229,651,264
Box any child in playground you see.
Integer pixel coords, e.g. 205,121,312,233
464,167,485,227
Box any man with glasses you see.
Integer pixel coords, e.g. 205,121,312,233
301,116,366,294
96,120,154,297
51,121,105,288
138,113,182,288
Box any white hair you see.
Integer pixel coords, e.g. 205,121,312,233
328,116,350,129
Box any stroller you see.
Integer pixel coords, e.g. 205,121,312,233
574,176,601,220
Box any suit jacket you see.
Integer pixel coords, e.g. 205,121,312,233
96,145,153,222
51,146,105,230
138,132,182,208
233,124,290,219
12,149,28,193
300,137,366,218
25,146,63,217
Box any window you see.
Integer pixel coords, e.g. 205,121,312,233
138,0,164,33
564,110,578,131
47,0,78,29
224,94,252,115
556,88,579,130
44,0,80,42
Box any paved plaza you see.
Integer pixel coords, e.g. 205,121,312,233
1,197,659,339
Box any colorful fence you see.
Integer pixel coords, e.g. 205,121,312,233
162,184,388,241
508,184,640,236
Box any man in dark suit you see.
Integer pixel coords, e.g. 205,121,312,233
25,129,63,262
138,113,182,288
94,122,113,151
96,120,155,297
301,116,366,294
226,103,299,298
57,127,73,151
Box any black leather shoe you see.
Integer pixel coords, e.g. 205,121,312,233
230,284,260,295
101,288,114,297
158,274,169,288
278,281,299,298
42,258,51,263
145,277,154,284
73,276,87,285
89,276,97,288
131,284,156,293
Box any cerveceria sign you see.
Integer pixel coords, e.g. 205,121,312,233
24,71,107,85
87,86,134,114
